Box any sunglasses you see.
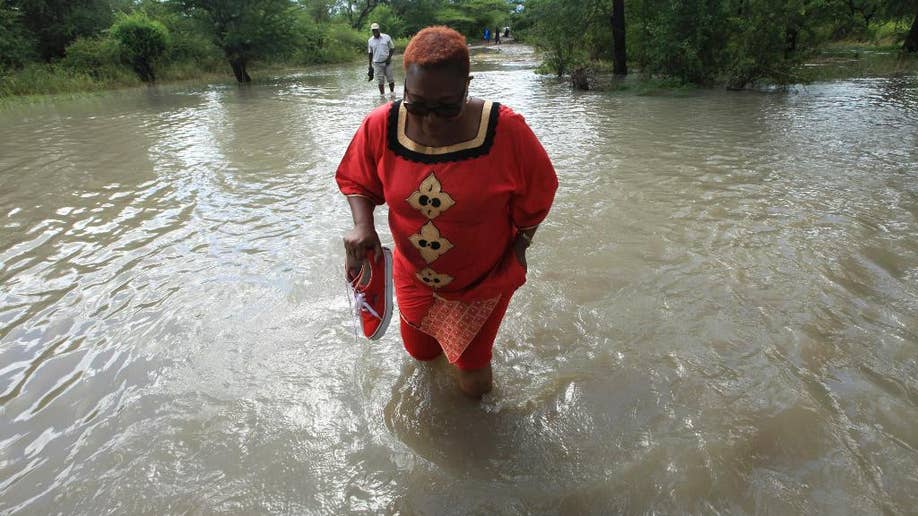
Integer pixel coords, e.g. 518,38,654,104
402,88,466,118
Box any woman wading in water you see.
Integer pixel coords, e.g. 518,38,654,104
337,26,557,398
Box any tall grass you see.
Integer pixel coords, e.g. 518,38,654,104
0,63,140,97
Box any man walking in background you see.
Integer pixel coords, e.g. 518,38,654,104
368,23,395,96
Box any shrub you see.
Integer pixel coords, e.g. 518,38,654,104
322,22,370,63
110,12,170,82
61,36,125,79
292,12,328,64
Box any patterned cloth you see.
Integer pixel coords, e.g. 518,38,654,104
419,295,501,363
336,100,557,304
337,100,557,366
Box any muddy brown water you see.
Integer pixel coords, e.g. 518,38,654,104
1,46,917,514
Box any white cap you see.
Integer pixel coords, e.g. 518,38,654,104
370,23,380,30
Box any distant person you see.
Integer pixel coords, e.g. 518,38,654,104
337,26,558,398
368,22,395,96
494,28,501,45
483,27,491,44
504,27,510,38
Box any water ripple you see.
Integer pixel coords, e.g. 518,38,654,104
1,48,917,513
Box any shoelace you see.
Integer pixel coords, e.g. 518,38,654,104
353,291,381,320
345,277,381,341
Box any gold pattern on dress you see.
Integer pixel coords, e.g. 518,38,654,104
397,100,493,155
407,173,455,219
409,222,454,263
416,267,453,288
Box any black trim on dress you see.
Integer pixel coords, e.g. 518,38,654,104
387,100,501,164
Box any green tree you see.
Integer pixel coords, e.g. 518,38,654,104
883,0,918,51
345,0,385,29
523,0,591,77
365,3,407,36
171,0,300,82
0,4,36,71
131,0,222,68
844,0,880,35
390,0,440,34
111,12,170,82
521,0,843,87
60,36,123,79
297,0,333,22
639,0,727,84
19,0,115,61
435,0,512,37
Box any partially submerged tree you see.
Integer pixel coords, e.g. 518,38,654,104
519,0,625,83
523,0,589,78
171,0,298,82
884,0,918,52
611,0,625,75
111,12,169,82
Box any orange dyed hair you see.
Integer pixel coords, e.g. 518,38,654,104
403,26,470,76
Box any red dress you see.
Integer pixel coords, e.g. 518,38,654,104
336,100,557,362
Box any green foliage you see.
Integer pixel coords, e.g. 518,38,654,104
0,5,36,72
629,0,727,84
60,36,124,79
19,0,115,61
132,0,222,67
291,12,329,64
522,0,902,87
323,23,371,61
111,12,170,81
434,0,512,37
366,4,408,37
390,0,441,34
300,0,334,22
172,0,300,81
4,0,915,96
289,13,368,64
0,62,137,97
359,0,514,38
523,0,596,76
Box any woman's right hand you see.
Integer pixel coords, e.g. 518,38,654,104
343,223,381,274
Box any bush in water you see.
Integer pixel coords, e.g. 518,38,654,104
111,13,170,83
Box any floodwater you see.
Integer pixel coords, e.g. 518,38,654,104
1,45,916,514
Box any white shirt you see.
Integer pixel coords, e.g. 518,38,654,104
368,33,394,63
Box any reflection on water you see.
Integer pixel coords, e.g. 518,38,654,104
1,46,916,513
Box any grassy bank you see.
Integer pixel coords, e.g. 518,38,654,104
0,39,412,104
0,17,379,101
0,60,362,110
0,53,366,100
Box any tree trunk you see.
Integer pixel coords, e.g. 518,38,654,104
785,27,798,58
230,58,252,83
905,9,918,53
133,58,155,83
353,0,377,30
571,67,590,90
611,0,627,76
